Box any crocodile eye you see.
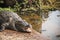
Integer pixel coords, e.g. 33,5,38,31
25,25,30,27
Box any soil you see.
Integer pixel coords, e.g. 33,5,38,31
0,29,50,40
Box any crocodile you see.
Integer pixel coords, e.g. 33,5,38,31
0,10,32,33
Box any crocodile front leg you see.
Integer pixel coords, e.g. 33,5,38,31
9,17,18,31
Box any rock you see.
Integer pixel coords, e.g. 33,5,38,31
0,29,50,40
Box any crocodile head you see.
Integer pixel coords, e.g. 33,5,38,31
15,20,32,33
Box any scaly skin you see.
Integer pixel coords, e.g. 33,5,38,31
0,10,32,33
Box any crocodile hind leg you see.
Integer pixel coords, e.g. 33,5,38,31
0,25,5,32
0,23,9,32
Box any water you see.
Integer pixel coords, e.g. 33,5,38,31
41,10,60,40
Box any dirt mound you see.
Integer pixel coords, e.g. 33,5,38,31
0,29,50,40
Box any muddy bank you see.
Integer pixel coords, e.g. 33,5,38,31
0,29,49,40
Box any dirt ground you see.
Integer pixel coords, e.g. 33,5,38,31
0,29,50,40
